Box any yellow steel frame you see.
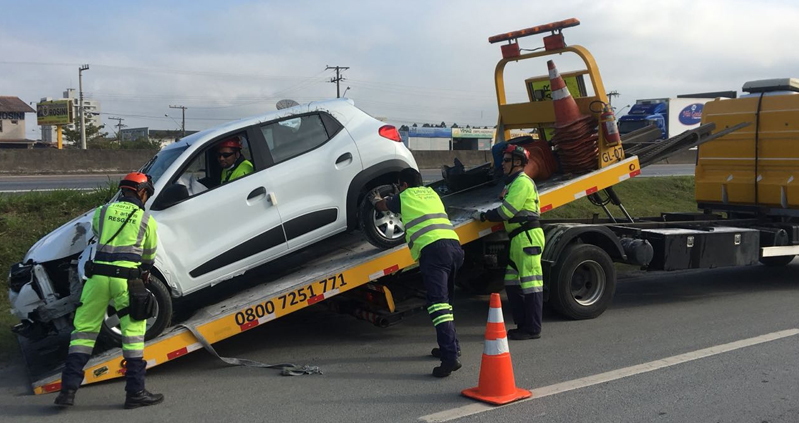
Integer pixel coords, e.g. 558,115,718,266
494,45,624,169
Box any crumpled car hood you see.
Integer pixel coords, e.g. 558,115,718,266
24,210,94,263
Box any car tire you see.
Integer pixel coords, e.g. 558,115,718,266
758,255,795,266
359,184,406,249
548,243,616,320
99,272,173,346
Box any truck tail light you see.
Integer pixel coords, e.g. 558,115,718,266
378,125,401,142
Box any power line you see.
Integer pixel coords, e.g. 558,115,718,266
108,116,126,143
325,65,349,98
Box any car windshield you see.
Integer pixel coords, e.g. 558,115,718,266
139,146,189,184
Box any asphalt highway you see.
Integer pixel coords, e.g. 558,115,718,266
1,260,797,422
0,165,695,193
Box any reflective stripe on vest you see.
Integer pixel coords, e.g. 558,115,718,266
399,187,459,261
95,202,150,265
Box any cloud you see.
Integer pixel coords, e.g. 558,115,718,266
1,0,797,138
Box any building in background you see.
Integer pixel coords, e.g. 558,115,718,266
40,88,101,145
401,126,533,151
0,96,36,148
120,127,149,142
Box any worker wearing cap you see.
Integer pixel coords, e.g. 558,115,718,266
473,145,545,340
217,137,253,184
371,168,465,377
55,172,163,409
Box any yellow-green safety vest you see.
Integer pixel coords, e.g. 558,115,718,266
93,200,158,270
498,172,540,233
399,186,459,261
221,159,254,184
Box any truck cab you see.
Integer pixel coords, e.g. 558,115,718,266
617,100,668,139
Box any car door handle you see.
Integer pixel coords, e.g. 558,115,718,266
336,152,353,164
247,187,266,200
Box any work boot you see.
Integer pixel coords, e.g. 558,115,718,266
124,389,164,409
507,328,541,340
430,347,461,359
54,389,76,407
432,359,462,378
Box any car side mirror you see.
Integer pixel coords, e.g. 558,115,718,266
151,184,189,210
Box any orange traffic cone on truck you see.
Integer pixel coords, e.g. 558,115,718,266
462,293,532,405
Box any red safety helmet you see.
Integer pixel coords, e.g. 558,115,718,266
503,144,529,165
217,137,242,150
119,172,154,197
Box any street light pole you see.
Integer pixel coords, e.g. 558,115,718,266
169,105,187,137
78,64,89,149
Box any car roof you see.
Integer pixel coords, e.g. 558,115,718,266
161,98,358,152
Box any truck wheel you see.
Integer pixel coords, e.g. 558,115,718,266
99,273,173,345
359,185,406,249
549,243,616,320
759,255,795,266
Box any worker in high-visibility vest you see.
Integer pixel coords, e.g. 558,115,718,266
55,172,163,409
474,145,545,340
217,136,253,185
372,168,465,377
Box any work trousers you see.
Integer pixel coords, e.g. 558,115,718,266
419,239,465,362
61,274,147,393
504,227,545,336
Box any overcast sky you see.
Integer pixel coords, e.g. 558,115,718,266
2,0,798,140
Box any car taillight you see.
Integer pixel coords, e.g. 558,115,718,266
378,125,402,142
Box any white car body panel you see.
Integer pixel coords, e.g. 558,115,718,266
16,98,417,302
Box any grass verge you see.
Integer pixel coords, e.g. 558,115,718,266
0,176,696,364
544,176,697,219
0,186,116,363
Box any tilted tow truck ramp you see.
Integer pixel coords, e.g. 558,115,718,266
27,155,641,395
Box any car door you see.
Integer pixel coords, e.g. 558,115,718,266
150,130,287,295
255,112,362,250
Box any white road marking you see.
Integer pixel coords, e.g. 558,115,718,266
0,188,95,193
420,328,799,422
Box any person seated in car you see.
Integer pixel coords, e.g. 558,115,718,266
217,137,253,184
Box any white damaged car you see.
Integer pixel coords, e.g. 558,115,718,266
8,99,416,344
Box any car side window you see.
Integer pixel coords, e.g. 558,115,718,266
260,114,330,164
172,132,256,199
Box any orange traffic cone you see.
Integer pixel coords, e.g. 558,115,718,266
548,60,592,129
547,59,598,173
462,293,532,405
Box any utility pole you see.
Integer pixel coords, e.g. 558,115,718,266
169,105,187,137
109,116,125,144
325,65,349,98
78,64,89,150
606,90,620,109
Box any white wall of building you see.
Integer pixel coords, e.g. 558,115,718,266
408,137,450,150
0,116,26,140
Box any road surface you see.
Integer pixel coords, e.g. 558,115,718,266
1,260,797,422
0,165,695,193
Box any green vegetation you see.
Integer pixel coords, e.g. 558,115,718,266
0,185,117,362
545,176,697,219
0,176,696,363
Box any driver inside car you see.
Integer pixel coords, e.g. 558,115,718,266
217,136,253,185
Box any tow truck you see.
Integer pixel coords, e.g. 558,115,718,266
22,18,781,394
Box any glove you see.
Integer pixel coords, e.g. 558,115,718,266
471,210,486,222
141,271,151,284
368,190,382,206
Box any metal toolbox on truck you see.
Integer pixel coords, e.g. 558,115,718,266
642,226,760,271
